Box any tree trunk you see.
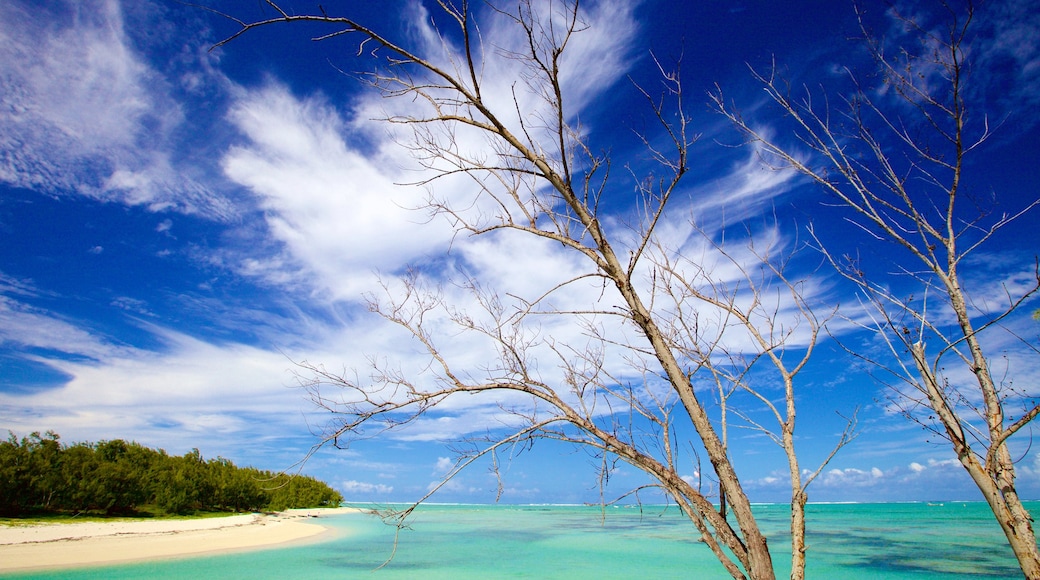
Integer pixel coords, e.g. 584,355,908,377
606,237,776,579
964,458,1040,578
789,490,808,580
947,282,1040,578
1004,499,1040,579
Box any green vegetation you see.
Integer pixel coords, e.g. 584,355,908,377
0,431,342,517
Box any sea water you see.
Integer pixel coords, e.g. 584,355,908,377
5,503,1027,579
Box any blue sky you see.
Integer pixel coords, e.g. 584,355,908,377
1,0,1038,505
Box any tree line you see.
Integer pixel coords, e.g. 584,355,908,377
0,431,343,517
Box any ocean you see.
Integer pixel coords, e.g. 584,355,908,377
5,502,1027,579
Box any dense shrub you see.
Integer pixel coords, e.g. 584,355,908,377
0,431,342,517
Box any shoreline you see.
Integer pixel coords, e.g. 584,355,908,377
0,507,358,573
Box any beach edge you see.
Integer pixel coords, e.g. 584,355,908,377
0,507,359,573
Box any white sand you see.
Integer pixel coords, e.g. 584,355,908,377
0,507,357,573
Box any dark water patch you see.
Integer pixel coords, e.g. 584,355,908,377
854,552,1020,579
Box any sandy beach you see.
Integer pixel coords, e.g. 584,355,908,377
0,507,357,573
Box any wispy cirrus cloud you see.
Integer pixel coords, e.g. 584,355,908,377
221,82,456,300
202,1,651,446
215,0,647,302
876,0,1040,139
0,0,232,218
212,0,834,449
0,293,134,363
0,322,316,454
972,0,1040,131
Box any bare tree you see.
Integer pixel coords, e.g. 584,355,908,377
715,1,1040,576
212,2,854,578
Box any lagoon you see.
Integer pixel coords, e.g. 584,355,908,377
5,502,1025,579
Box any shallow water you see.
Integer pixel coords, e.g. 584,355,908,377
5,503,1026,579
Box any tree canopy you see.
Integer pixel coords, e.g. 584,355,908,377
0,431,343,517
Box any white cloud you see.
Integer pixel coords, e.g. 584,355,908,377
0,285,538,453
871,2,1039,143
818,457,968,491
961,252,1040,317
820,466,886,487
537,0,643,112
0,0,231,218
1,1,149,151
434,456,454,475
1017,452,1040,481
0,326,309,446
204,1,663,447
427,478,481,494
341,480,394,495
0,295,134,362
923,458,959,470
222,82,456,299
684,140,802,223
220,0,645,301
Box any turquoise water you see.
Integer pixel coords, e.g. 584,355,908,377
5,503,1027,579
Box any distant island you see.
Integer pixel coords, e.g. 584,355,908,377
0,431,342,517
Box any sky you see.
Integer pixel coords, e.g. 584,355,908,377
1,0,1039,505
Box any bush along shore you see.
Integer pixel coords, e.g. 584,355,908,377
0,431,342,517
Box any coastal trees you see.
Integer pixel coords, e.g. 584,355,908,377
0,432,342,516
715,1,1040,576
214,2,853,579
0,431,36,516
153,449,212,514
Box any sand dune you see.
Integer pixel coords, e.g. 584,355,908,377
0,507,356,573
